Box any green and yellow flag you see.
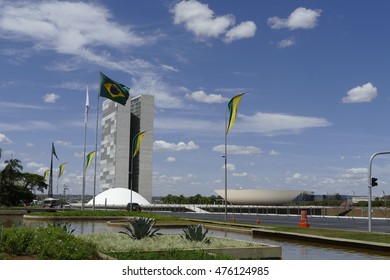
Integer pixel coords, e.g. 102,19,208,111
99,72,130,106
43,169,50,181
226,93,245,134
132,131,147,158
58,163,67,179
85,151,95,171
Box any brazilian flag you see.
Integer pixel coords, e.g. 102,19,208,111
132,131,147,158
85,151,95,171
100,72,130,106
226,93,245,134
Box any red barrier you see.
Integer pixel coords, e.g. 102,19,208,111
298,210,310,228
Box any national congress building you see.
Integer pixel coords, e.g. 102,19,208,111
99,95,154,203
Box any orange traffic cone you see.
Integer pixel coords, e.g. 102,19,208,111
298,210,310,228
232,215,236,223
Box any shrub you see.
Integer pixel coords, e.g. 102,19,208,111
0,226,35,254
182,224,211,244
119,217,161,240
0,226,99,259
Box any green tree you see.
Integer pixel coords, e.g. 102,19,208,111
21,173,47,193
0,158,47,206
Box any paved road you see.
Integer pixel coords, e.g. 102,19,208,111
162,212,390,233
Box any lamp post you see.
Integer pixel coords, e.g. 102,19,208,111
367,151,390,232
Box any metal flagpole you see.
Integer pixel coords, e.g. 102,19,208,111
224,107,228,222
56,174,59,197
130,141,134,212
49,143,54,198
128,95,132,211
82,84,89,210
92,87,101,210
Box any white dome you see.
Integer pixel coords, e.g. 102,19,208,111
215,189,302,205
87,188,150,206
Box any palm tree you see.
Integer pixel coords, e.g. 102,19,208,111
2,158,23,178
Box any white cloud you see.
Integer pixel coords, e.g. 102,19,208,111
224,21,256,43
154,140,199,152
26,161,45,170
0,1,187,110
268,7,321,30
277,37,296,48
55,140,71,146
131,73,184,109
212,145,261,155
0,102,43,110
186,90,229,103
232,172,248,177
222,163,236,171
43,93,60,103
161,64,179,72
0,1,165,82
237,112,331,135
342,82,378,103
171,0,234,38
166,157,176,163
171,0,255,43
339,167,367,179
0,121,57,131
0,133,12,144
0,1,150,54
269,150,281,156
285,172,309,183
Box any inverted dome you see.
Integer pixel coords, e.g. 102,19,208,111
215,189,302,205
87,188,150,206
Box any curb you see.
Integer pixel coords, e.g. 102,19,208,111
252,228,390,253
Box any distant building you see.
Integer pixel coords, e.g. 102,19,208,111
99,95,154,203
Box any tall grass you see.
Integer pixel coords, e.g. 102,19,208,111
80,233,260,253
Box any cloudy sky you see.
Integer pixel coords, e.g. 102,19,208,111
1,0,390,198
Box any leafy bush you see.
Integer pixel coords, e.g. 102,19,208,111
182,224,211,244
0,226,35,254
119,217,161,240
0,226,99,259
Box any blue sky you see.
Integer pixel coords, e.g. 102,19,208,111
1,0,390,198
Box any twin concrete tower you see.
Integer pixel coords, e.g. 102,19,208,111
99,95,154,203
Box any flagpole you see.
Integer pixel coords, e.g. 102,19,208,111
223,93,245,222
92,84,101,210
128,94,132,211
224,107,228,222
82,84,89,210
49,143,54,198
56,174,59,197
130,142,134,212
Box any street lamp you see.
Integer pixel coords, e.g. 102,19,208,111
367,151,390,232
